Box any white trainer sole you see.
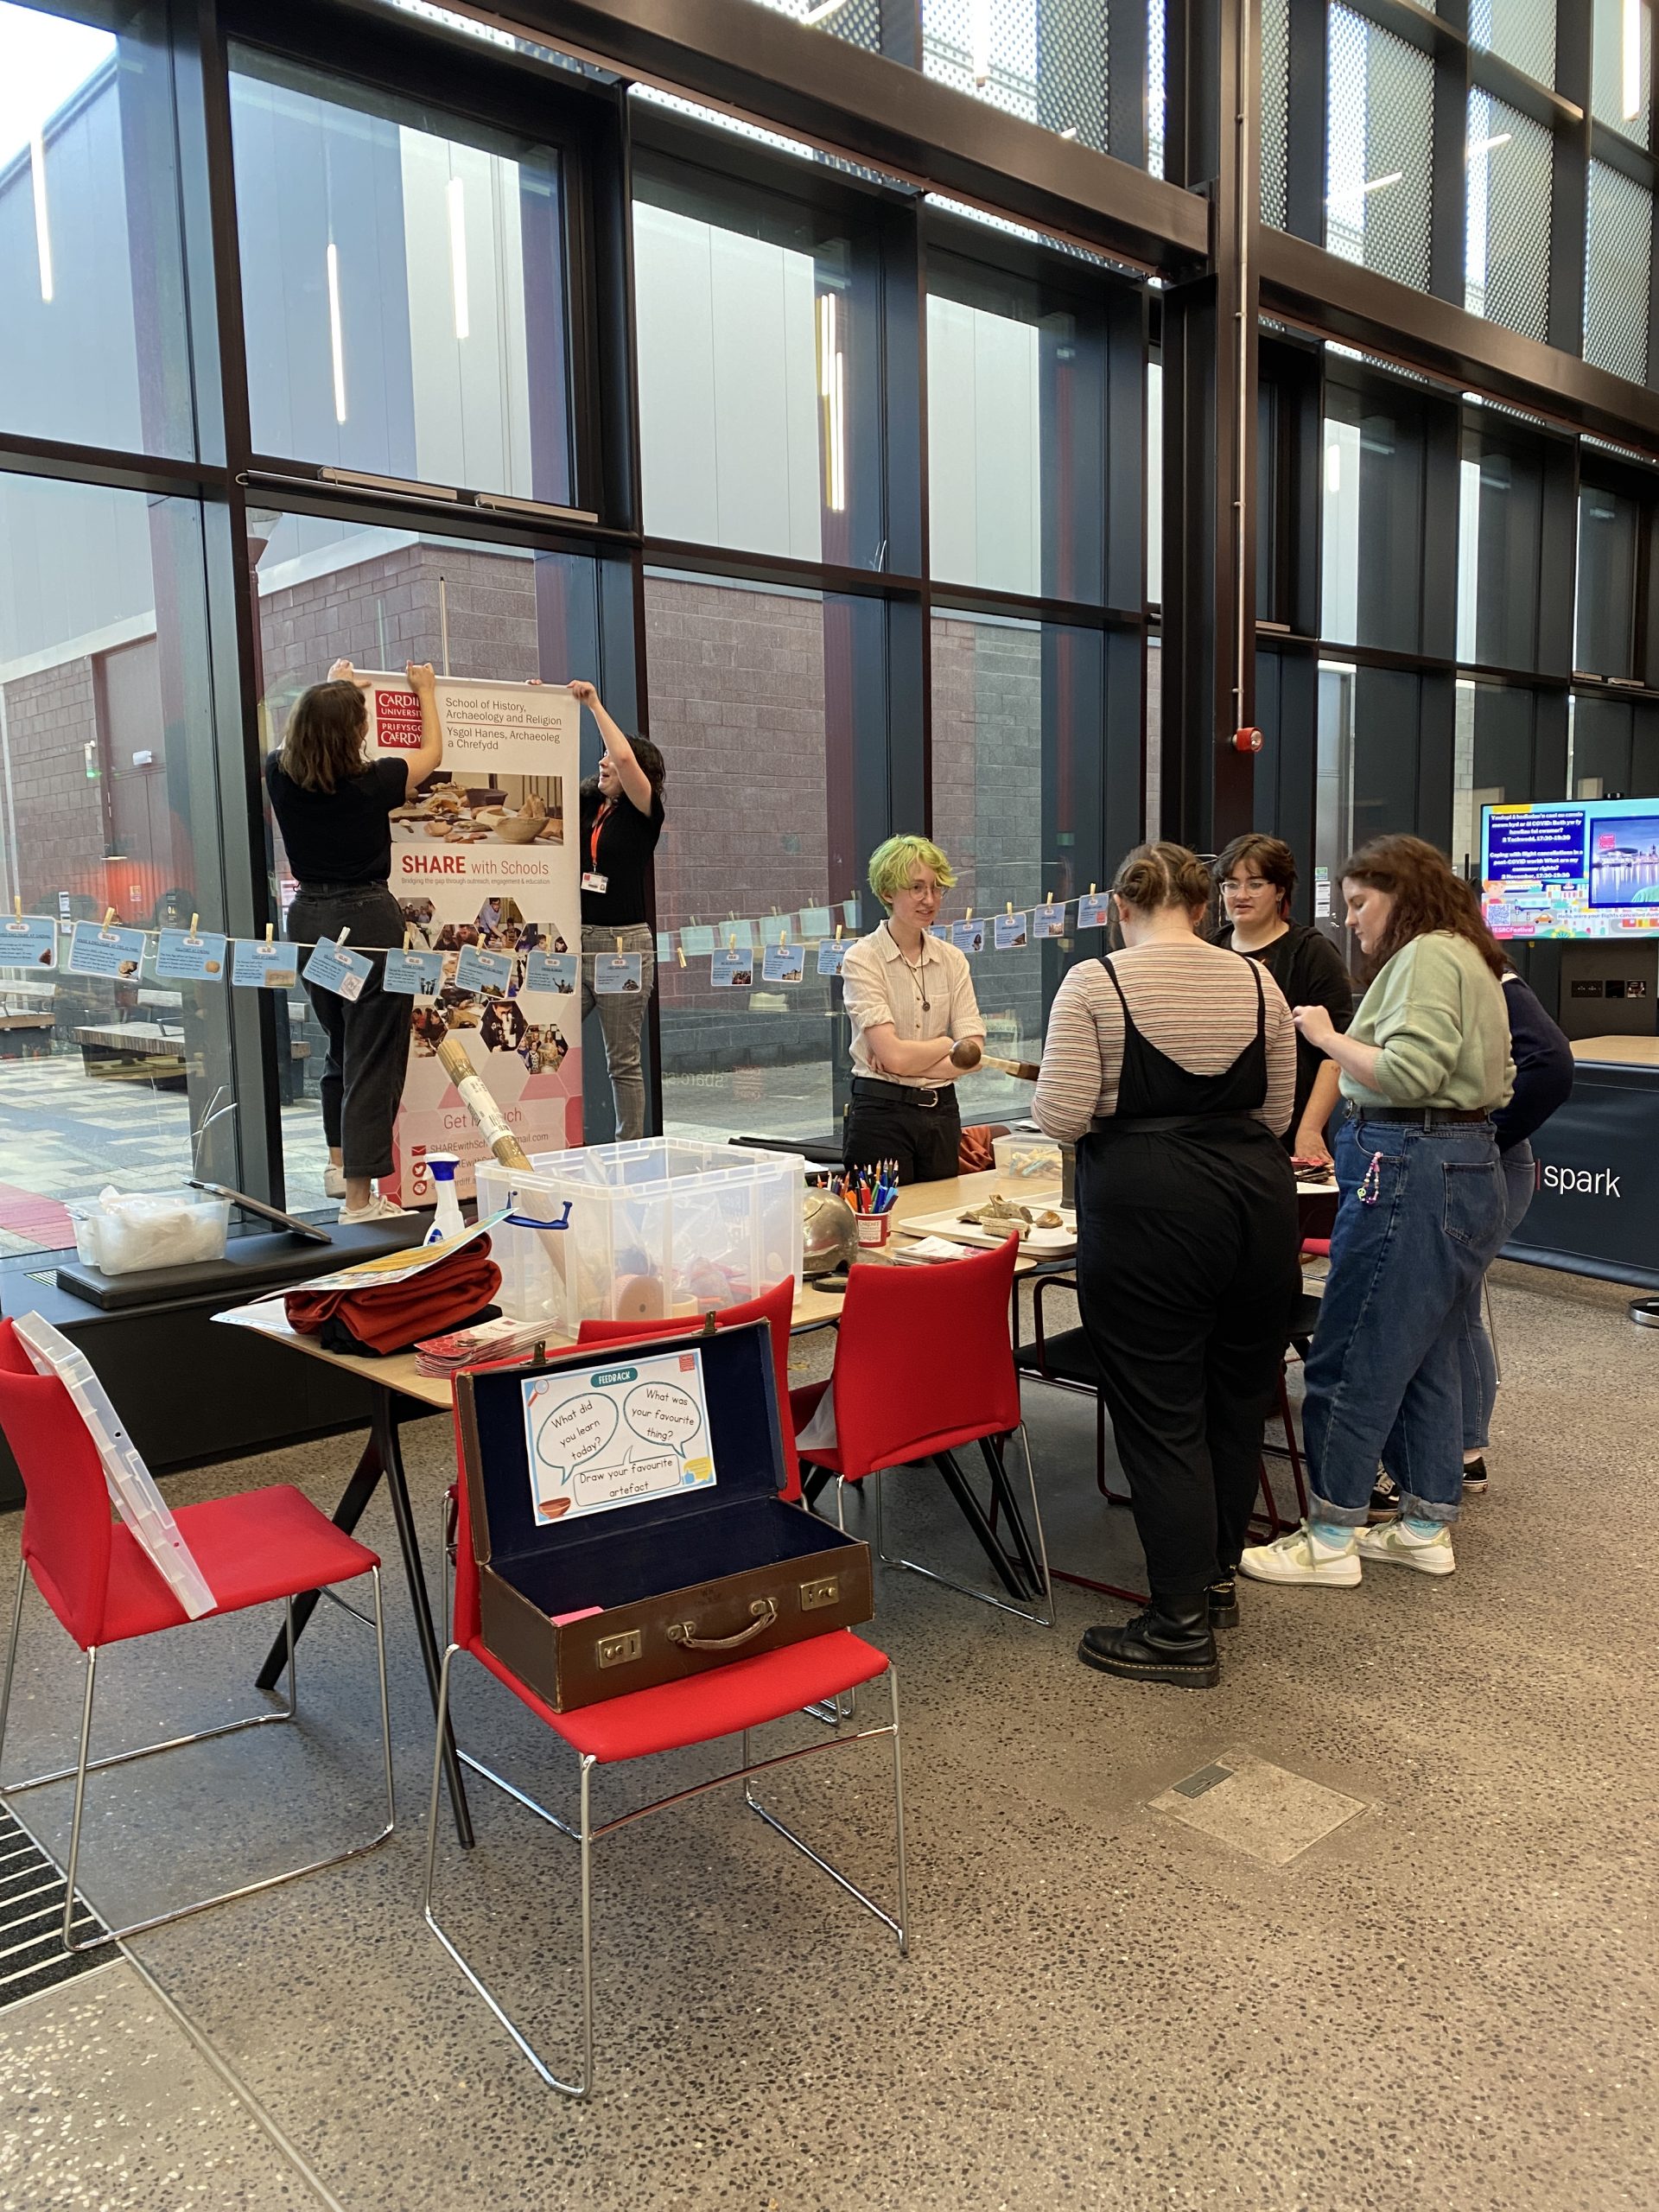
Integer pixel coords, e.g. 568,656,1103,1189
1237,1548,1362,1589
1354,1531,1456,1577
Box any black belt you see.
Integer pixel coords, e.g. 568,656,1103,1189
1347,1105,1491,1126
850,1076,957,1112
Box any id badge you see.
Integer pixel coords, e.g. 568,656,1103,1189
582,871,608,894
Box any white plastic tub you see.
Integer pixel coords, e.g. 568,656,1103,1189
69,1187,231,1276
476,1137,805,1336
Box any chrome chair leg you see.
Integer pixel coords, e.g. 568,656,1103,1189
0,1557,27,1782
741,1663,908,1950
422,1643,595,2099
1,1570,396,1955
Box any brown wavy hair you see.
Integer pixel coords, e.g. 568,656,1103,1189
1111,841,1213,915
1341,835,1504,980
279,680,369,796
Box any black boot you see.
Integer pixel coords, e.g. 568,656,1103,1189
1207,1573,1239,1629
1077,1596,1219,1689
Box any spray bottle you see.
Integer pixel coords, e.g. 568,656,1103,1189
423,1154,466,1246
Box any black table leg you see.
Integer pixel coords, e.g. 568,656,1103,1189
976,1435,1044,1592
931,1452,1034,1600
255,1429,385,1692
373,1390,474,1847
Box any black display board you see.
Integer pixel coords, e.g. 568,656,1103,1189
1506,1059,1659,1290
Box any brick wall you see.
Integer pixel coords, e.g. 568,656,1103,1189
0,658,110,910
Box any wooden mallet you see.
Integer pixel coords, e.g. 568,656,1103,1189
950,1038,1040,1082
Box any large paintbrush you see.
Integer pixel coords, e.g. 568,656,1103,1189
950,1039,1041,1082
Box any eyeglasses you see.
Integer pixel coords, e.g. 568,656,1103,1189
1224,876,1272,895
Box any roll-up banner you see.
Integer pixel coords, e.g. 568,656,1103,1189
362,674,583,1205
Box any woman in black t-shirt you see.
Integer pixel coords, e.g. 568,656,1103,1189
266,659,444,1222
572,681,665,1141
1211,834,1355,1163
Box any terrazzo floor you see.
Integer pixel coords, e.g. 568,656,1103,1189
0,1261,1653,2212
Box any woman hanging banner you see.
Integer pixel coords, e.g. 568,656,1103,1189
361,673,583,1205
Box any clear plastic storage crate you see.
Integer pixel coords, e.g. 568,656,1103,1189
475,1136,805,1338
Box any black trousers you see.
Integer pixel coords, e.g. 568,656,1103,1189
288,885,411,1183
1074,1123,1300,1598
843,1090,961,1183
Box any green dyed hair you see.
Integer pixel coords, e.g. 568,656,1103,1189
868,835,957,907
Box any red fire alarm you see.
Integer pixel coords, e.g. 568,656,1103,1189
1232,726,1264,754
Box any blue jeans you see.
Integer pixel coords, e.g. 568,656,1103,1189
1303,1115,1509,1526
1458,1141,1535,1453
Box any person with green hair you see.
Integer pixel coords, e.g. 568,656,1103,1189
839,834,984,1181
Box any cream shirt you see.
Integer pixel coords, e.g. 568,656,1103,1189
841,921,985,1087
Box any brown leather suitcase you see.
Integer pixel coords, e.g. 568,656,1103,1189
456,1320,872,1712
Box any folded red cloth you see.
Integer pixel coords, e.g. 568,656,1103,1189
284,1236,503,1357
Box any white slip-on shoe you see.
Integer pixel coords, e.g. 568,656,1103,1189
1354,1520,1456,1576
1238,1524,1363,1588
337,1193,410,1225
323,1163,346,1199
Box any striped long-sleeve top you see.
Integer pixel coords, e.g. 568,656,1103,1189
1032,938,1298,1141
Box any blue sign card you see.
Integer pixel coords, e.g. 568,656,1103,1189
0,915,57,968
231,938,299,989
302,936,374,1003
453,943,513,996
153,929,229,982
994,911,1028,950
522,949,578,995
710,949,753,988
1033,901,1066,938
382,949,445,998
950,918,985,954
594,952,644,996
679,925,715,957
67,921,147,980
1076,893,1113,929
761,943,805,985
798,905,833,941
817,939,849,977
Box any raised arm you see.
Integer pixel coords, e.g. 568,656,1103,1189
400,663,444,798
569,682,653,814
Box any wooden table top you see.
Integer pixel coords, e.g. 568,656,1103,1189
219,1169,1039,1409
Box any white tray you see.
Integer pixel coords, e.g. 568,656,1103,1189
898,1202,1077,1255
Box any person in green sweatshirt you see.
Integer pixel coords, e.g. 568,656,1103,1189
1239,835,1515,1590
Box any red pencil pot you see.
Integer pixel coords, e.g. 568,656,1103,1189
855,1210,891,1250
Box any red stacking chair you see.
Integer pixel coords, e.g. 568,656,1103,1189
425,1395,908,2100
791,1235,1052,1626
576,1276,803,1499
0,1319,393,1950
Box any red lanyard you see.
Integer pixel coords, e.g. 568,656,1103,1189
588,800,614,871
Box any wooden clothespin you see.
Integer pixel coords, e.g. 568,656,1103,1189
102,908,115,928
1006,901,1014,917
12,897,20,919
264,923,275,945
835,922,843,942
189,912,200,935
965,908,974,923
1089,883,1097,896
336,927,351,947
615,936,623,955
403,927,412,952
676,944,686,968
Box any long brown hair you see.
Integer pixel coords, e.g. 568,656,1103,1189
279,680,369,796
1341,834,1504,980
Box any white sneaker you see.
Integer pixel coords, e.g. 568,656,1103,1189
1354,1520,1456,1576
323,1163,346,1199
337,1194,410,1225
1238,1524,1363,1587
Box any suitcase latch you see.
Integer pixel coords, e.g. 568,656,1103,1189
595,1630,642,1669
799,1575,840,1612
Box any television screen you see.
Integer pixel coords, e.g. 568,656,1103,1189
1481,798,1659,939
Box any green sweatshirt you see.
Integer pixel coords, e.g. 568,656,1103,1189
1340,932,1516,1113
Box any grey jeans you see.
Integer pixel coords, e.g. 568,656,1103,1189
581,921,655,1141
288,884,410,1182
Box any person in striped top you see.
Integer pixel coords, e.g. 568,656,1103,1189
1033,842,1301,1691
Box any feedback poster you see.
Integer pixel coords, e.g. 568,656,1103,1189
522,1349,715,1526
362,675,584,1205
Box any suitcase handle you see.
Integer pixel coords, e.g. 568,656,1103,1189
667,1597,778,1651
